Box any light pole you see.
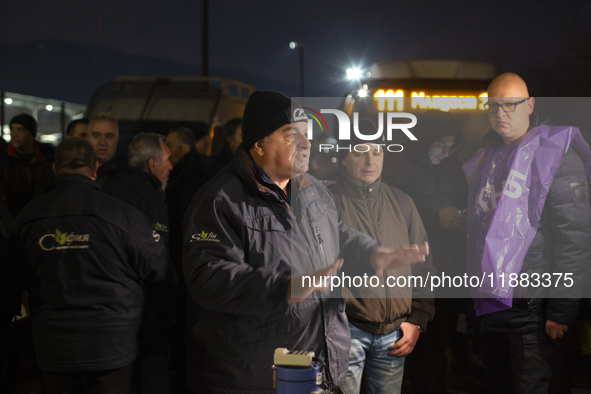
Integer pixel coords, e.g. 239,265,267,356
202,0,209,77
289,41,305,97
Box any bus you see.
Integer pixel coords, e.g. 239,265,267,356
86,76,254,157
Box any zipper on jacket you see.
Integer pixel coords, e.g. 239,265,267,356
316,226,329,266
315,225,336,387
365,192,390,333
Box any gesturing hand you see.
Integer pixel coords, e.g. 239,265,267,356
370,243,429,276
288,258,344,303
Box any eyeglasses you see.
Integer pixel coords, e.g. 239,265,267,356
483,98,528,113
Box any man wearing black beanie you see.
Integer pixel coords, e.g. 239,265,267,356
182,91,429,393
0,114,54,216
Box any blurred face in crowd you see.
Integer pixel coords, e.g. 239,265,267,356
429,135,455,165
69,123,89,140
227,126,243,154
166,132,191,166
149,141,173,190
9,123,35,154
195,135,211,156
487,73,535,145
252,122,310,184
89,120,119,165
342,143,384,185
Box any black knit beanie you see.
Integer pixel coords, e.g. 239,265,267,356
10,114,38,138
242,91,308,148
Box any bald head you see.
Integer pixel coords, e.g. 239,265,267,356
486,73,535,145
488,73,529,98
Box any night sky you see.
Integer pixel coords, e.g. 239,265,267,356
1,0,589,102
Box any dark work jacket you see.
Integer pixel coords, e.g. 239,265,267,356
183,145,380,393
206,145,234,177
104,170,170,249
14,175,174,372
96,155,128,189
478,113,591,333
165,149,209,273
0,141,54,217
0,199,20,326
328,173,436,333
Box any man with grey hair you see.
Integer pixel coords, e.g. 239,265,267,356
88,113,127,186
104,132,174,393
105,132,172,246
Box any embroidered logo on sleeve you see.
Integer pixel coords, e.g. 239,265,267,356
152,222,169,233
190,231,221,243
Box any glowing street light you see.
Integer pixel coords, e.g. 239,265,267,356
46,104,53,111
358,88,368,98
346,68,362,80
289,41,305,96
4,98,12,105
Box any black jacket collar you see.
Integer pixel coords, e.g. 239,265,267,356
232,145,311,208
131,170,163,192
51,174,100,191
170,149,200,180
97,155,127,176
338,169,383,200
233,146,288,203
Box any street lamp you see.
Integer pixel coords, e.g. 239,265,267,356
346,68,362,80
289,41,305,97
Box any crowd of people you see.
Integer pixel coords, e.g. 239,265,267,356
0,72,590,394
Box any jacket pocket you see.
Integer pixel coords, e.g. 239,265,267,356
243,214,287,232
236,298,318,344
303,199,330,222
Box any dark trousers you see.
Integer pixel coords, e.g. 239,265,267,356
43,364,135,394
480,330,554,394
404,298,473,393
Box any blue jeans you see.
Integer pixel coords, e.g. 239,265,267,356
341,323,405,394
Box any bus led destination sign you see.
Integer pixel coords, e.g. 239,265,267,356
373,89,488,112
